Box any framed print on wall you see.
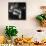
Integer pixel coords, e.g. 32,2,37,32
8,2,26,20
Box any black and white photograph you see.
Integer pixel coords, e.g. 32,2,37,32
8,2,26,20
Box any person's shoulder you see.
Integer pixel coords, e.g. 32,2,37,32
38,14,43,16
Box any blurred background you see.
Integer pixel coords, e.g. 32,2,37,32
0,0,46,40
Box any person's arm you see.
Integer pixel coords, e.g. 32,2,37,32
13,9,21,19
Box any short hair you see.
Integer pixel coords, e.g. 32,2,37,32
40,6,46,9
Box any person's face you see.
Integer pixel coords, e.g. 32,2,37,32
14,4,18,8
41,8,46,14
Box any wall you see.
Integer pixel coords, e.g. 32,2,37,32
0,0,46,39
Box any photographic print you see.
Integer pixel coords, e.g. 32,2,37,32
8,2,26,20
